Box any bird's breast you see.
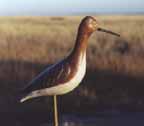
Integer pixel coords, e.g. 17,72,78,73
29,53,86,96
53,52,86,95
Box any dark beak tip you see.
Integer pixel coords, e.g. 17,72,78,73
117,34,121,37
97,27,120,37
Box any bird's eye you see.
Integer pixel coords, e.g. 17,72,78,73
92,22,97,28
93,22,97,25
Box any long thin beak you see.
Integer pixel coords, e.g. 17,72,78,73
97,27,120,37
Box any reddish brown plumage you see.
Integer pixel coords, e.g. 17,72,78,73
22,16,97,94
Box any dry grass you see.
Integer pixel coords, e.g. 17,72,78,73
0,16,144,117
0,16,144,77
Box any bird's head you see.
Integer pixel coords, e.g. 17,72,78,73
79,16,120,37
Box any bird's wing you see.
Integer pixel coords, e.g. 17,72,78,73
22,59,72,93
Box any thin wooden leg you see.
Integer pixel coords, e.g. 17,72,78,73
53,95,58,126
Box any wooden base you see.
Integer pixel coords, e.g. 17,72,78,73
53,95,58,126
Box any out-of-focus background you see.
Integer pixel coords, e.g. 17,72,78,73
1,0,144,126
0,16,144,126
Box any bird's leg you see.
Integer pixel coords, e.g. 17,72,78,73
53,95,58,126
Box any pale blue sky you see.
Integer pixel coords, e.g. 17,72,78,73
0,0,144,15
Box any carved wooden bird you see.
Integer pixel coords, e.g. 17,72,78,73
20,16,120,126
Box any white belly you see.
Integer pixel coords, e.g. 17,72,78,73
40,53,86,95
20,53,86,102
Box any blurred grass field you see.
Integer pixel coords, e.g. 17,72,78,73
0,16,144,78
0,16,144,120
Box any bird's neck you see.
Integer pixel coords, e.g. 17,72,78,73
71,30,90,59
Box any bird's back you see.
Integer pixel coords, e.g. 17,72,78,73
22,57,78,94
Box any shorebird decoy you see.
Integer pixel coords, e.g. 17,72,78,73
20,16,120,126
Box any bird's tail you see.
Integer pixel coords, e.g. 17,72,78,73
20,90,43,103
15,88,33,103
13,92,26,104
20,94,32,103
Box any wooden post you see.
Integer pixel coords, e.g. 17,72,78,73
53,95,58,126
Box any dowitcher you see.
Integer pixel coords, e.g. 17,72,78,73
20,16,120,126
